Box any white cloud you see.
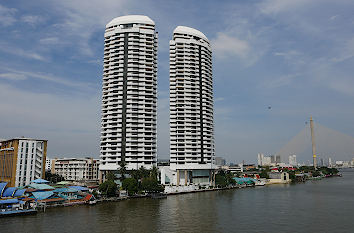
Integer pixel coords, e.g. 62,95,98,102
0,43,45,61
0,4,17,26
1,67,95,89
21,15,44,26
258,0,314,15
39,37,62,45
329,15,339,21
0,73,26,81
211,32,249,59
43,0,130,56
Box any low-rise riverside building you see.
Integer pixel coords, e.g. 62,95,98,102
52,158,99,184
267,172,291,184
0,138,47,187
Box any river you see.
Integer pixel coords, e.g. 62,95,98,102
1,169,354,233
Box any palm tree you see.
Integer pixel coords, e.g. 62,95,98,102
150,166,159,181
118,161,127,181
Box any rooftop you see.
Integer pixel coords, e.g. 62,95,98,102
0,137,47,142
173,26,208,41
106,15,155,28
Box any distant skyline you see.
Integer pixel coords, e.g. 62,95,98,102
1,0,354,164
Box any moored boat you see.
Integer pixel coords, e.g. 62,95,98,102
0,199,37,217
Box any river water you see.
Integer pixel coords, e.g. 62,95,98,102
1,169,354,233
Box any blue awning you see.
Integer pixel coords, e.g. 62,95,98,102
14,189,26,197
0,199,19,204
2,187,17,197
68,186,89,191
29,183,55,190
53,188,78,193
31,178,49,184
32,191,54,200
0,182,7,196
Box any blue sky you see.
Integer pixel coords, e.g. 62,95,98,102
1,0,354,163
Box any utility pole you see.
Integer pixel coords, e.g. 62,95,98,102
310,116,317,170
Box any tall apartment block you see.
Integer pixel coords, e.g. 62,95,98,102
167,26,215,185
0,138,47,187
99,15,158,175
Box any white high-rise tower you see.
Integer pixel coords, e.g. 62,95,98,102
168,26,214,185
99,15,158,174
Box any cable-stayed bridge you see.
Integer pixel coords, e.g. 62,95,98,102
276,120,354,164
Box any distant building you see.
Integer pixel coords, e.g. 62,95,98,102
328,157,333,167
227,164,244,173
157,159,170,167
244,164,256,171
271,155,281,164
257,153,264,166
215,157,226,166
53,158,99,183
45,158,51,171
268,172,291,184
288,155,297,166
257,153,272,166
0,138,47,187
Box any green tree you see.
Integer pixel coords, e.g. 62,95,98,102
141,177,164,193
122,178,138,196
312,170,321,177
150,166,159,180
45,171,65,183
215,170,235,188
118,161,127,181
106,171,116,181
99,172,118,197
259,169,269,179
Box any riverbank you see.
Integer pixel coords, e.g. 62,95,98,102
2,170,353,233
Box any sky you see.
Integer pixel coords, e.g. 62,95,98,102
1,0,354,164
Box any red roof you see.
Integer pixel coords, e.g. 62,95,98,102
82,194,93,201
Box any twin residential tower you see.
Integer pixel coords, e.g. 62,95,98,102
99,15,214,185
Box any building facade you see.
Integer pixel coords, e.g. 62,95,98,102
99,15,158,174
0,138,47,187
289,154,297,166
168,26,214,186
53,158,99,182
